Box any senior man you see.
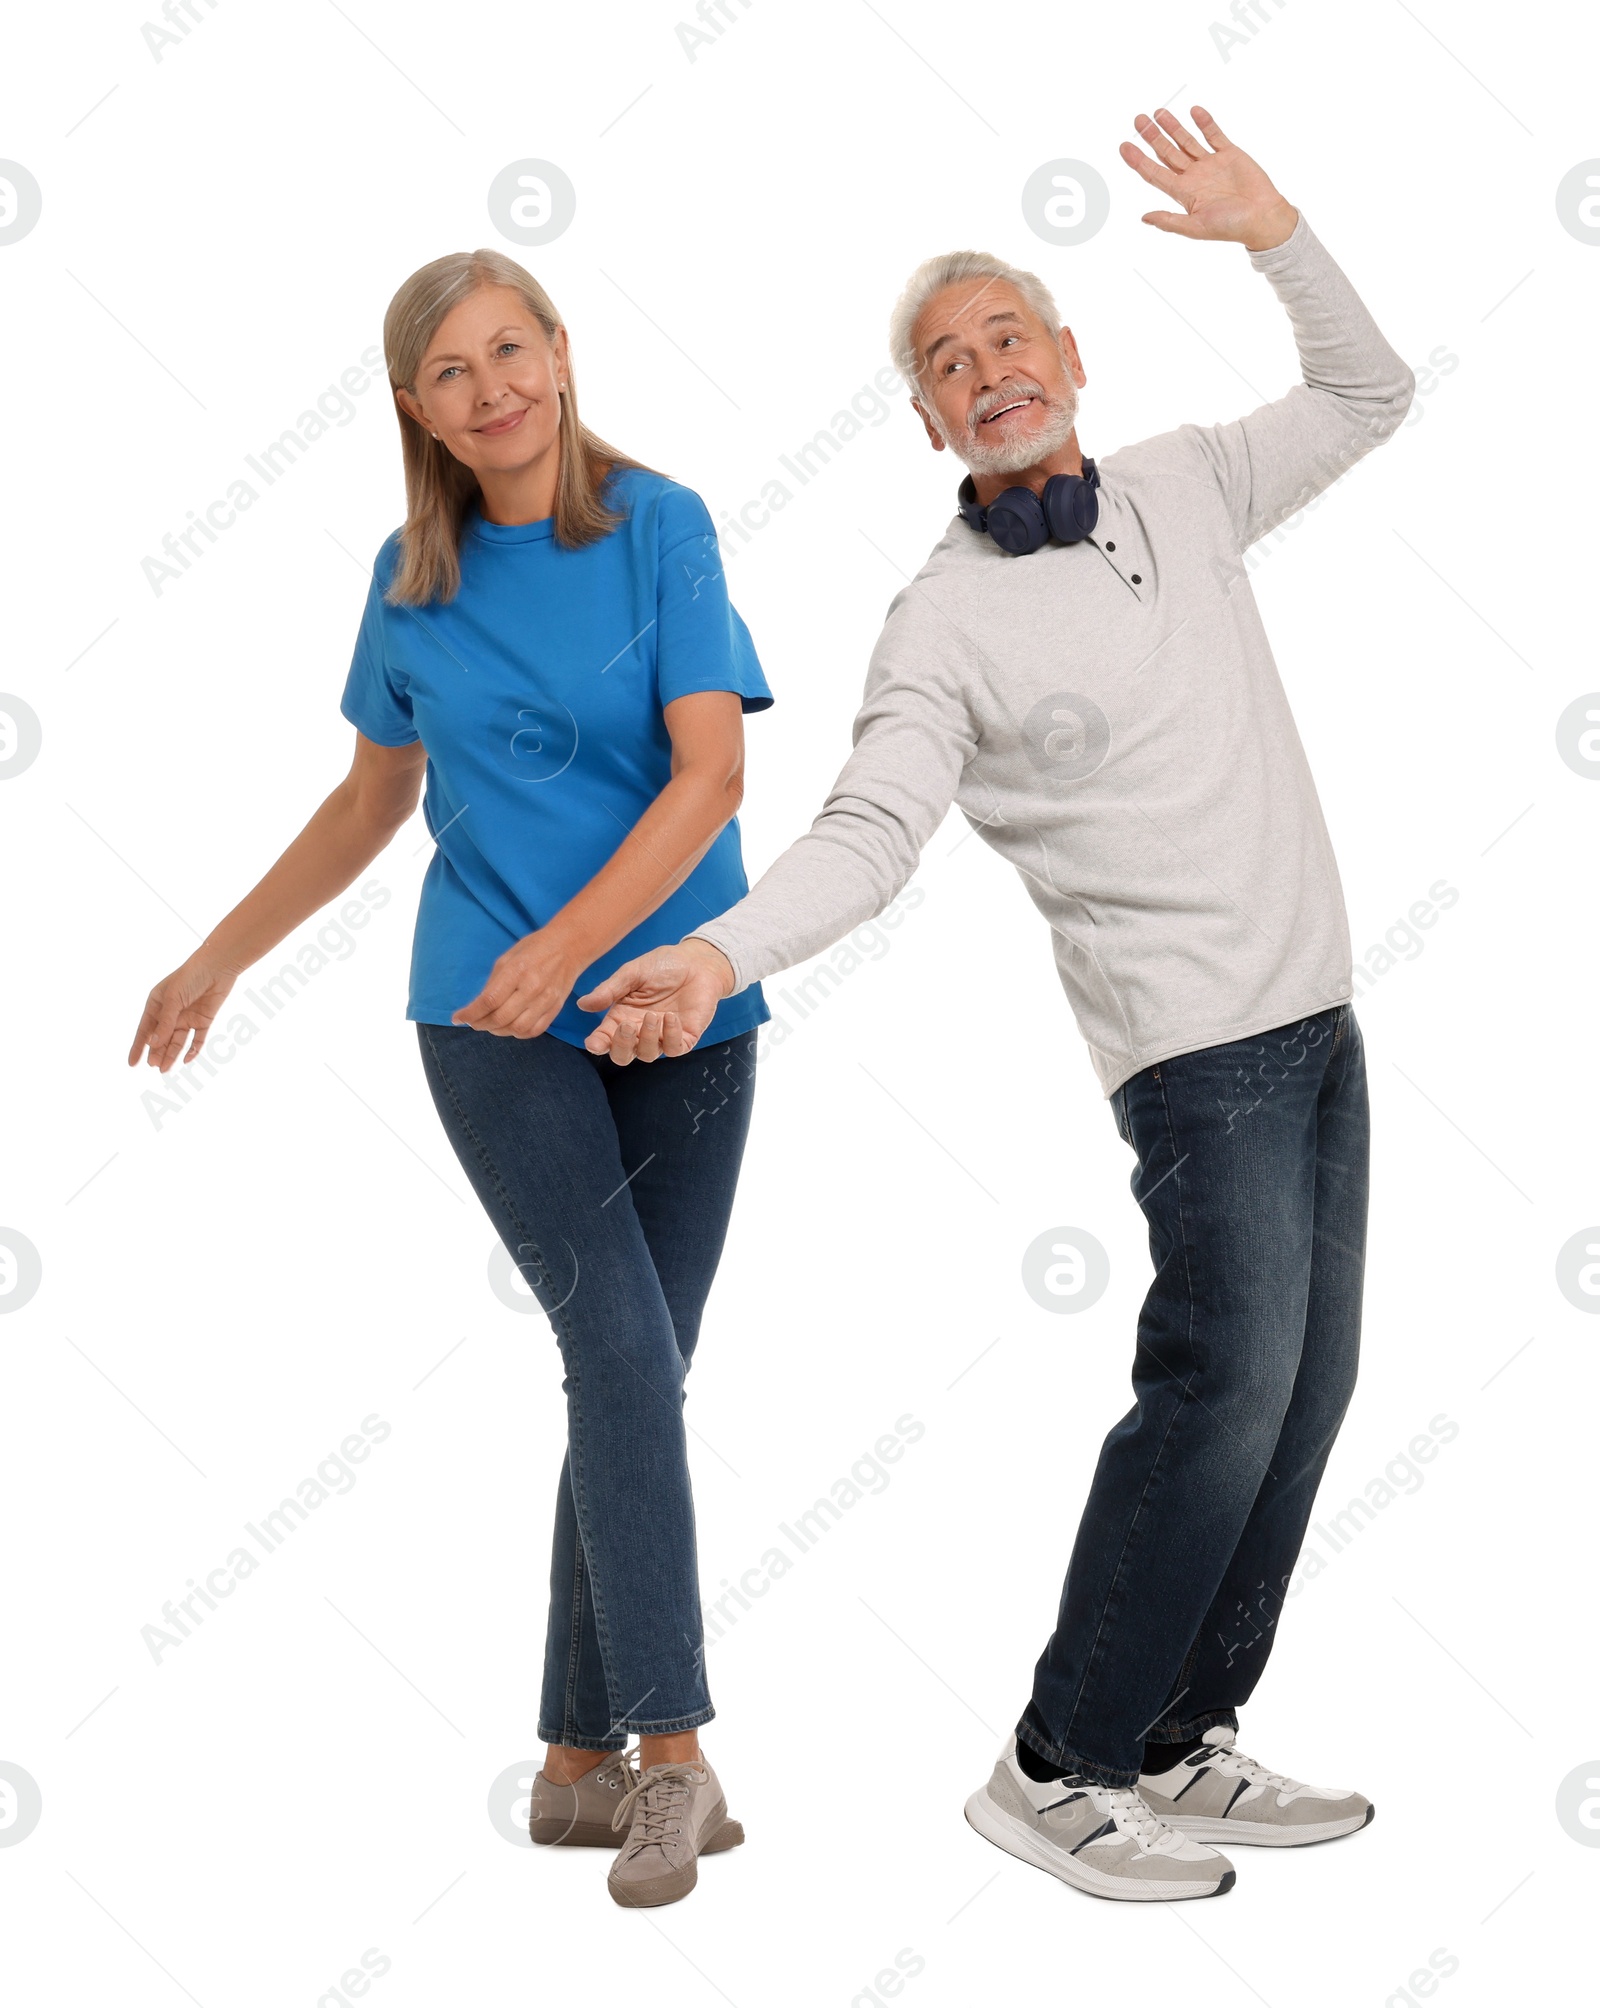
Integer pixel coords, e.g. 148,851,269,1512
580,107,1414,1902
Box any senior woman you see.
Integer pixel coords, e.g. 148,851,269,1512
129,246,771,1909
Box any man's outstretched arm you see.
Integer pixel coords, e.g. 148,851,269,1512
1122,106,1414,547
580,590,979,1062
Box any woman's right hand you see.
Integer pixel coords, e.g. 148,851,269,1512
128,955,240,1073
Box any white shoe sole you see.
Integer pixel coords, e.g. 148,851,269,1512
963,1787,1234,1902
1160,1804,1374,1848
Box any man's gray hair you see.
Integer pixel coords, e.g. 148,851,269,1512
888,249,1062,394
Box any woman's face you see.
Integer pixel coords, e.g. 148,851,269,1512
397,282,568,477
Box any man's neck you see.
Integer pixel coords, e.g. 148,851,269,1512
970,432,1085,507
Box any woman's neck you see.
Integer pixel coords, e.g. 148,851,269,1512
476,443,561,527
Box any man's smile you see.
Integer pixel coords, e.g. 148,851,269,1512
978,394,1038,425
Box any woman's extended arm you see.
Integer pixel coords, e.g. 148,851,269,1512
447,689,746,1040
128,732,428,1072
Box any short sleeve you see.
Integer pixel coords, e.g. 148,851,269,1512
654,491,773,715
339,543,420,746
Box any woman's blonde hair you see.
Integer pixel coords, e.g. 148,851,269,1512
380,247,655,606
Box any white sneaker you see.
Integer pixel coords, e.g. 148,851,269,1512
964,1735,1236,1902
1139,1727,1373,1847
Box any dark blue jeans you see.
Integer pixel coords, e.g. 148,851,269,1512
417,1023,757,1749
1018,1004,1369,1788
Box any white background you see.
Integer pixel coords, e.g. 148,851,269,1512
2,0,1596,2000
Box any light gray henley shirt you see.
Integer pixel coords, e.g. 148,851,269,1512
693,213,1416,1095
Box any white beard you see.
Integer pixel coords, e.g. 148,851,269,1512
941,379,1081,477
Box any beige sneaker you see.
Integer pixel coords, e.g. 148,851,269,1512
529,1749,638,1847
606,1756,745,1907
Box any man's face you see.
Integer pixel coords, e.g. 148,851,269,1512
910,276,1086,476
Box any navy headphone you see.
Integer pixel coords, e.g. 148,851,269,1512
957,457,1099,556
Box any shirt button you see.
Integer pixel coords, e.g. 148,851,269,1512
1131,573,1142,584
1104,541,1115,551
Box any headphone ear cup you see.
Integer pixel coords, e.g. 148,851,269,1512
1042,473,1100,545
984,485,1048,555
955,474,988,534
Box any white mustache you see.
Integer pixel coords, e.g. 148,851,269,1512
970,380,1049,428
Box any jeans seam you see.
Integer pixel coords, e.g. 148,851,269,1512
418,1025,631,1733
536,1709,716,1740
562,1375,629,1732
614,1705,717,1735
1145,1708,1239,1747
1144,1636,1203,1741
534,1728,628,1752
1062,1066,1199,1755
561,1537,586,1746
418,1025,553,1286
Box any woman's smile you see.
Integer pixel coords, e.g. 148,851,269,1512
475,405,528,435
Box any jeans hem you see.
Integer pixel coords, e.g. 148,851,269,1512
538,1706,717,1745
1143,1708,1239,1746
1015,1723,1139,1792
623,1705,716,1736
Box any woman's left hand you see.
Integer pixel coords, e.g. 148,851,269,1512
451,928,582,1037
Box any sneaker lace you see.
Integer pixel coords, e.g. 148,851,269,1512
592,1749,639,1792
610,1760,706,1847
1056,1771,1177,1851
1206,1741,1303,1794
1099,1785,1175,1850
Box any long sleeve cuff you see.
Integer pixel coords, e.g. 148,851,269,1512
686,921,753,998
1247,206,1312,273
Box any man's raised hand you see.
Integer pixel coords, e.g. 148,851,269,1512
577,938,735,1065
1119,106,1298,253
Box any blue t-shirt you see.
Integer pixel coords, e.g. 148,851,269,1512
339,466,772,1047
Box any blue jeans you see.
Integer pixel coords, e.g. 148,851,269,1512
1018,1004,1369,1788
417,1023,757,1748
